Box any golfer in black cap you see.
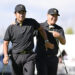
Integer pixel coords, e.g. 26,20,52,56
36,8,66,75
3,4,54,75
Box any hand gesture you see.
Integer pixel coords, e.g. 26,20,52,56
49,31,60,38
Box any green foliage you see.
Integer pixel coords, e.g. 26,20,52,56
65,27,74,34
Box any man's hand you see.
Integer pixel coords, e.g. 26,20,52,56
49,31,66,44
45,42,54,50
49,31,60,38
3,56,9,65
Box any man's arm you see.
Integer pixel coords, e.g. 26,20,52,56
38,26,54,49
3,41,9,65
58,34,66,44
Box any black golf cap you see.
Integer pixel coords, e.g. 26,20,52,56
15,4,26,13
48,8,60,16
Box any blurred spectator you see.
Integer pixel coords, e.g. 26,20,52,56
0,54,4,63
58,50,67,63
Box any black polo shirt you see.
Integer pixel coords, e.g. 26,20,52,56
4,18,40,53
36,21,65,56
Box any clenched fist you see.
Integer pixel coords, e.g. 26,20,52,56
3,56,9,65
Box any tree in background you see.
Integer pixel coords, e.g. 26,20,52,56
65,27,74,34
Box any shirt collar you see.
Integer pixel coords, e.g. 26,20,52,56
15,19,19,25
45,20,55,28
44,20,50,28
15,19,25,26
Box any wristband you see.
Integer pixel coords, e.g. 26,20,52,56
45,40,49,43
4,55,9,57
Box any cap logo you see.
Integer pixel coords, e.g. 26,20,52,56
54,9,57,13
20,5,23,8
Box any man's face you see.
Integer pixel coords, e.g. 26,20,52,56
15,11,26,22
47,14,58,25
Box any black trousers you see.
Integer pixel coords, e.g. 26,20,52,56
10,53,36,75
36,55,58,75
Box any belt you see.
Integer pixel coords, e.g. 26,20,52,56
19,50,33,54
47,54,56,57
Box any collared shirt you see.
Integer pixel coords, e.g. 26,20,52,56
36,21,65,56
4,18,40,53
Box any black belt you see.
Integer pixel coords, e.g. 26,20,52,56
19,50,34,54
46,54,56,57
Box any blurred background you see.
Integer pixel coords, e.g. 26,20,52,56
0,0,75,75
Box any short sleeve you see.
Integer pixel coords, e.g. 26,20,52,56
4,25,12,41
58,28,65,39
32,19,40,30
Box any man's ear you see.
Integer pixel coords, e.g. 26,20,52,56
47,14,50,20
47,14,50,17
14,12,17,17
